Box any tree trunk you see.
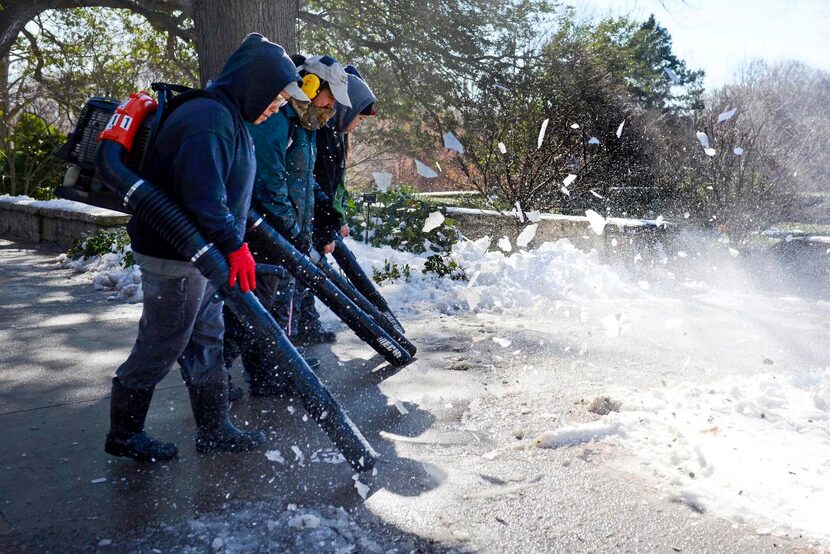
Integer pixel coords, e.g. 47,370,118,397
192,0,298,87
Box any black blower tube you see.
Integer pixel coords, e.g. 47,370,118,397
309,248,416,357
331,237,406,335
245,209,412,367
95,140,377,472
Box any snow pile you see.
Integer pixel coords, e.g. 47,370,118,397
537,367,830,542
112,501,437,553
339,236,634,316
58,248,142,303
65,231,633,314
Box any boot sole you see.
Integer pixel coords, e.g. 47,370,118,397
104,439,178,462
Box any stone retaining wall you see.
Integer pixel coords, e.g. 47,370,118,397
0,196,130,247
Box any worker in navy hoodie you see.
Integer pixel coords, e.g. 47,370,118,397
105,33,309,462
224,54,350,397
301,67,377,336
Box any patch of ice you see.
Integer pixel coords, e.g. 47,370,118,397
415,160,439,178
717,108,737,123
537,118,550,149
372,172,393,192
585,209,607,235
422,211,445,233
443,131,465,154
265,450,285,463
664,66,681,84
516,224,538,248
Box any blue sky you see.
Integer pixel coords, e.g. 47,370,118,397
565,0,830,90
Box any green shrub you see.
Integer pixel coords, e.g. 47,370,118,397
66,228,135,267
372,259,412,285
0,113,67,200
346,185,461,254
423,254,467,281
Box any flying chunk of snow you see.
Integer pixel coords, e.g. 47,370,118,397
733,147,744,155
616,120,625,138
415,160,439,178
526,210,542,222
588,136,600,145
560,186,571,197
695,131,710,149
704,148,716,156
717,108,737,123
602,314,623,337
443,131,465,154
372,171,392,192
664,66,681,84
563,174,577,187
90,478,106,484
516,224,538,248
291,445,305,465
492,337,511,348
585,209,607,235
352,474,370,499
570,123,580,129
394,401,409,415
498,236,512,252
537,118,550,149
729,247,740,258
515,201,524,222
498,142,507,154
422,211,445,233
589,189,604,199
265,450,285,463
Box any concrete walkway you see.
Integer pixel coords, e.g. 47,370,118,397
0,239,443,551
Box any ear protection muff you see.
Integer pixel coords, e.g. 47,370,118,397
301,73,321,100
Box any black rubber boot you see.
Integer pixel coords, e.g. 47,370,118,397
105,378,178,462
227,375,244,402
188,376,265,453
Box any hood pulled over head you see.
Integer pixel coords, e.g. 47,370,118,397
208,33,303,123
332,74,377,133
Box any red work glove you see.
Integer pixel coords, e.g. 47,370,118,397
227,243,256,293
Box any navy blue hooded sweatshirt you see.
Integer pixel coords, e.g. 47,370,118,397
128,33,301,260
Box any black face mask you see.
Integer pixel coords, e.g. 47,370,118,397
290,98,336,130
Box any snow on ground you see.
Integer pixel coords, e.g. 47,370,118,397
535,367,830,543
58,247,142,303
109,501,447,554
334,236,636,317
62,230,830,546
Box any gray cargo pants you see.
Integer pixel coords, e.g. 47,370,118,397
116,253,225,390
